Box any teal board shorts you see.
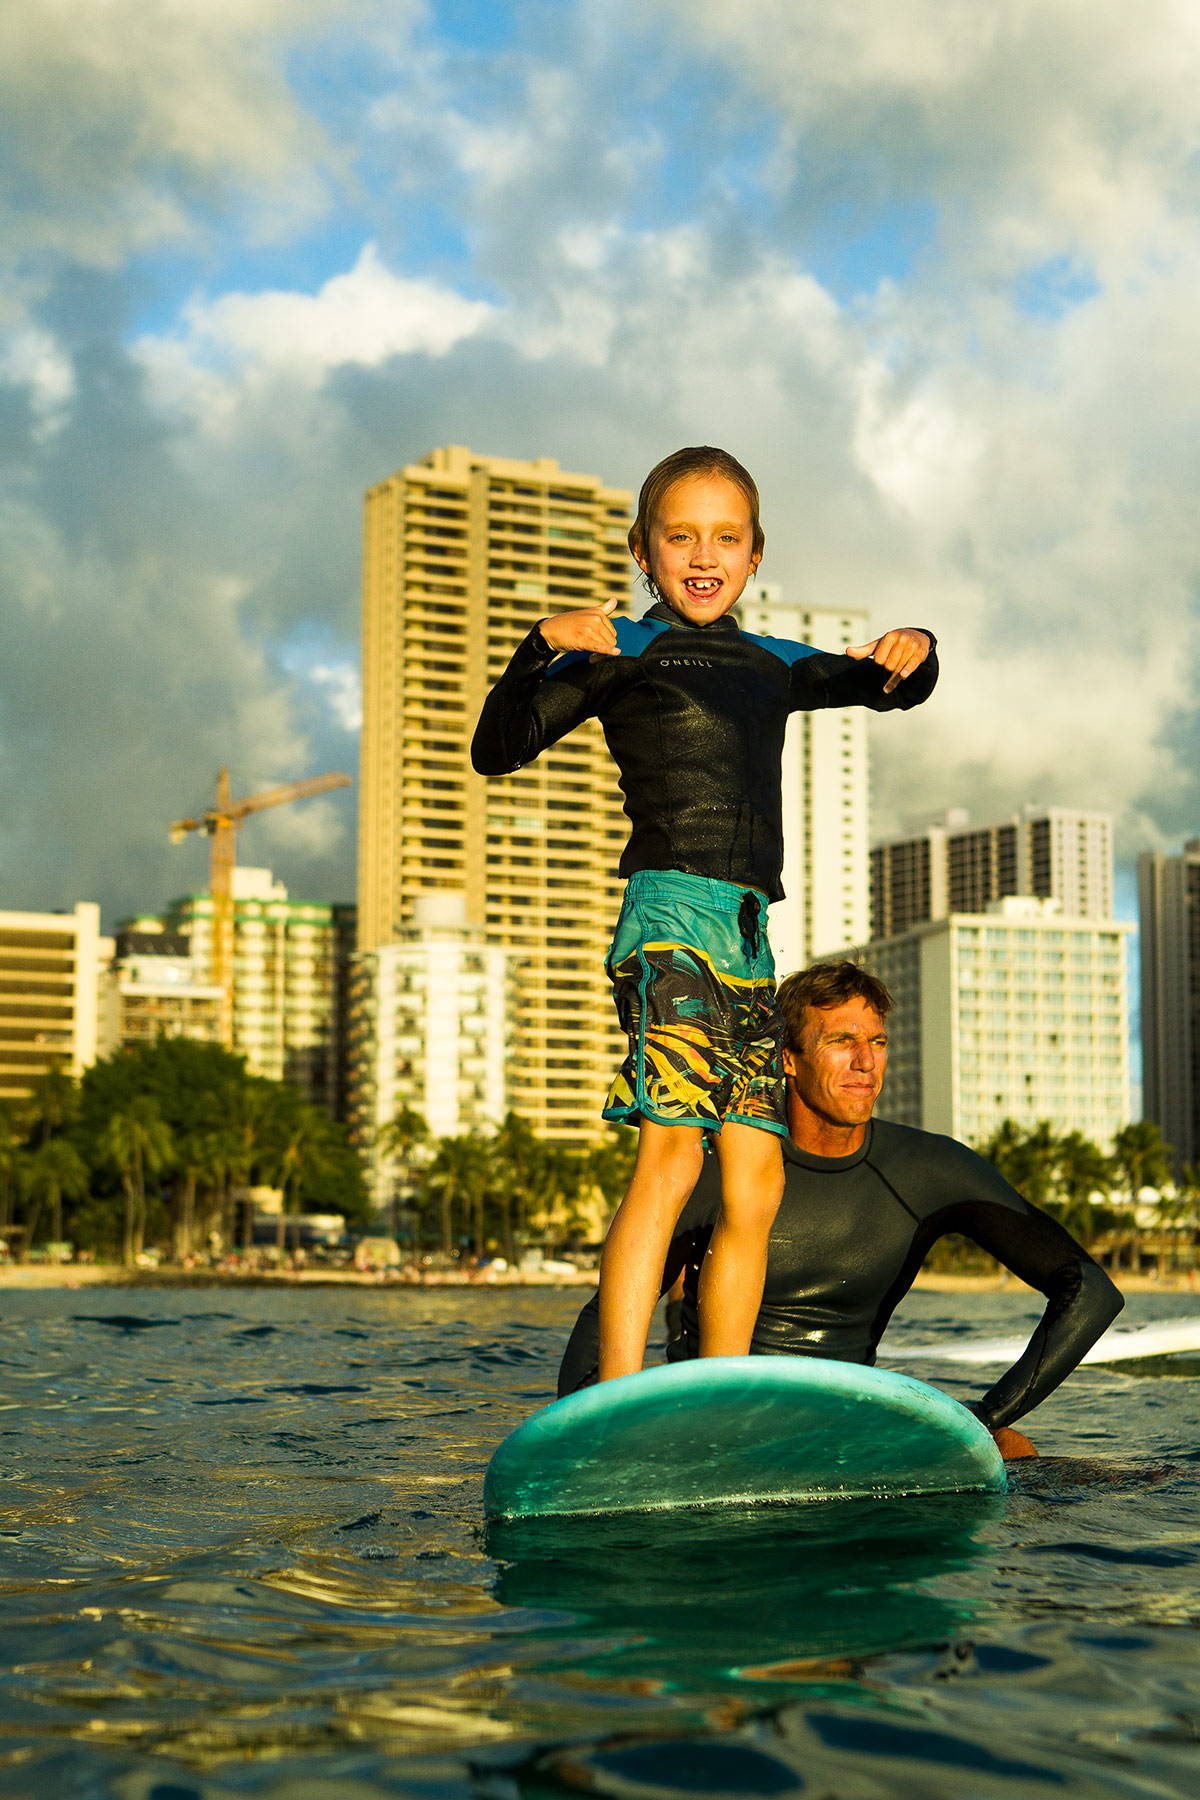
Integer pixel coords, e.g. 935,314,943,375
602,869,788,1136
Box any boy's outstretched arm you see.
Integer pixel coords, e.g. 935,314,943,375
470,601,621,776
846,627,934,695
793,627,938,714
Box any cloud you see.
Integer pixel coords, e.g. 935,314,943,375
3,0,1200,939
141,243,494,392
0,325,75,438
653,0,1200,274
0,0,385,270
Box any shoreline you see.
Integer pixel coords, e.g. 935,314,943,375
0,1264,1194,1294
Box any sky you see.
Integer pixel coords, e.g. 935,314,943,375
4,0,1200,930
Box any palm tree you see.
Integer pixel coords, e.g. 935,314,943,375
27,1067,78,1147
426,1133,494,1260
23,1137,90,1250
1176,1164,1200,1278
0,1102,24,1235
978,1119,1030,1189
376,1104,430,1238
1050,1131,1112,1244
216,1081,274,1249
193,1127,242,1254
1110,1121,1174,1274
268,1103,340,1253
169,1129,210,1262
492,1112,546,1260
99,1098,174,1265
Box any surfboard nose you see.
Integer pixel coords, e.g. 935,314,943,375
483,1355,1007,1520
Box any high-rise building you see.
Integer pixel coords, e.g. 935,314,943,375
846,898,1132,1146
1138,842,1200,1172
358,445,632,1143
871,806,1113,939
166,869,355,1114
0,903,108,1102
349,893,515,1210
102,918,224,1052
739,584,870,975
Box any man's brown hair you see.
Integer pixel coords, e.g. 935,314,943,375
777,961,893,1049
628,446,765,590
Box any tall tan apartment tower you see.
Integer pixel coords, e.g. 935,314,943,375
358,445,633,1144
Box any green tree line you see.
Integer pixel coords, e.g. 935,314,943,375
975,1116,1199,1276
0,1039,368,1264
376,1105,637,1263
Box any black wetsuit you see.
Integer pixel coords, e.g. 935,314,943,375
471,604,938,901
557,1119,1124,1431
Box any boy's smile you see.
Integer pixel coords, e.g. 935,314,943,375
638,473,760,627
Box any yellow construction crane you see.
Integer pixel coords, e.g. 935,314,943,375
169,767,352,1046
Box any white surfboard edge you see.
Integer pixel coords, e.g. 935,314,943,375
889,1317,1200,1368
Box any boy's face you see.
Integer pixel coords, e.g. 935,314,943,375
637,473,760,627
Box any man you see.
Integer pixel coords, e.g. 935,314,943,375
558,961,1124,1457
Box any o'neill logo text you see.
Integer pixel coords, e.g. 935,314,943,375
659,656,714,668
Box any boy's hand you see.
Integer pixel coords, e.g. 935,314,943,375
538,596,621,657
846,627,931,695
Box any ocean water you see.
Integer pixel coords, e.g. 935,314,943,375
0,1284,1197,1800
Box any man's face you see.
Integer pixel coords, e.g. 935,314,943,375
783,997,888,1128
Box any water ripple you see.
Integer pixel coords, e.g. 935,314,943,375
0,1285,1196,1798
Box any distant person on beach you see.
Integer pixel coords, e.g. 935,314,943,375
557,960,1125,1456
472,446,937,1382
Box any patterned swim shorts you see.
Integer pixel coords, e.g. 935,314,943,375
602,869,787,1136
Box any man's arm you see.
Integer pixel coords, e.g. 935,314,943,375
931,1148,1123,1434
556,1291,602,1397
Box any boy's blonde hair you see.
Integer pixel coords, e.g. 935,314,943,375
629,447,765,587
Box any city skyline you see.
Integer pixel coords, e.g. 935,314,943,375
4,5,1200,931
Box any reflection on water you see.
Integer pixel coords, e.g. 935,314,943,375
489,1490,1004,1690
0,1286,1197,1799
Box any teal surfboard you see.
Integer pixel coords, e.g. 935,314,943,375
484,1356,1006,1520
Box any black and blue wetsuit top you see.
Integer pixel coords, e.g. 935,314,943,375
556,1118,1124,1431
471,602,938,902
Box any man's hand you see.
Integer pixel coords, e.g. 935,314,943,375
846,627,931,695
992,1425,1038,1459
538,596,621,657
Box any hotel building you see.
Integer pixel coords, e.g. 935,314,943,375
739,584,871,975
358,445,632,1143
103,918,224,1052
349,893,515,1209
166,869,355,1114
0,903,108,1102
847,898,1132,1146
871,806,1114,940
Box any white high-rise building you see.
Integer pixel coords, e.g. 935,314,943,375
0,903,108,1101
739,584,871,977
349,893,515,1209
846,898,1132,1146
167,869,355,1113
101,919,224,1053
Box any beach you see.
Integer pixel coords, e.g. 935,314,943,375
0,1260,1193,1293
